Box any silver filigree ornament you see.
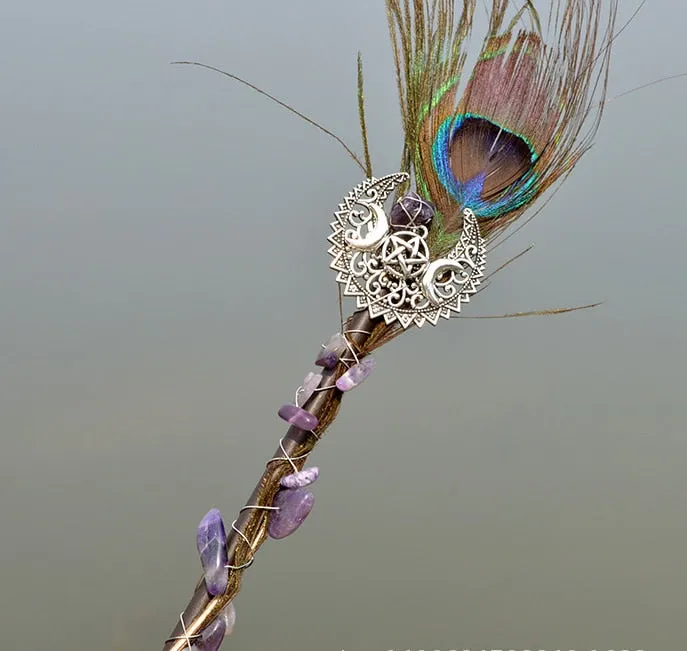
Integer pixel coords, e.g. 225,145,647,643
328,173,487,328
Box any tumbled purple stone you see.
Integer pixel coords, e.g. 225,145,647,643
315,333,349,369
268,488,315,539
220,602,236,637
297,371,322,407
281,466,320,489
196,508,228,597
278,403,319,430
336,357,376,392
389,192,435,229
193,613,226,651
195,601,236,649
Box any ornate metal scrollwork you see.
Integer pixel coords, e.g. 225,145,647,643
328,173,486,328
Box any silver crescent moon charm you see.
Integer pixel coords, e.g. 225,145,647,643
421,208,484,306
343,199,390,251
422,258,475,305
328,176,486,328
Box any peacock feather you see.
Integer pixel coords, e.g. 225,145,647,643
386,0,618,254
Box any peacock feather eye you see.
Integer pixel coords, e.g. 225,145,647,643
387,0,618,245
433,113,539,219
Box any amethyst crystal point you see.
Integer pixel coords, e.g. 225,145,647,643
196,508,228,597
281,466,320,489
278,403,318,430
268,488,315,539
336,357,376,392
389,191,435,229
315,333,349,369
297,371,322,407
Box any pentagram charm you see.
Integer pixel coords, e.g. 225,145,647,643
327,173,486,328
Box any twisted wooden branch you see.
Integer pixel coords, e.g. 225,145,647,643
163,309,401,650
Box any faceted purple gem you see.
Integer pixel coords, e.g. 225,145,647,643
336,357,376,392
196,508,228,597
268,488,315,539
389,192,435,229
281,466,320,489
278,403,319,430
193,613,226,651
315,333,349,369
297,371,322,407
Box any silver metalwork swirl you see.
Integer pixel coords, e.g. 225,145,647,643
344,200,390,251
328,176,486,329
421,209,483,306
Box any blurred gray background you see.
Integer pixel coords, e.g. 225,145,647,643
1,1,685,650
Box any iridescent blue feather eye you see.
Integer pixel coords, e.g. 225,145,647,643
432,114,539,219
388,1,617,242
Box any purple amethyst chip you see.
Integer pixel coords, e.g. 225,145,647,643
389,192,435,229
268,488,315,540
196,508,228,597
